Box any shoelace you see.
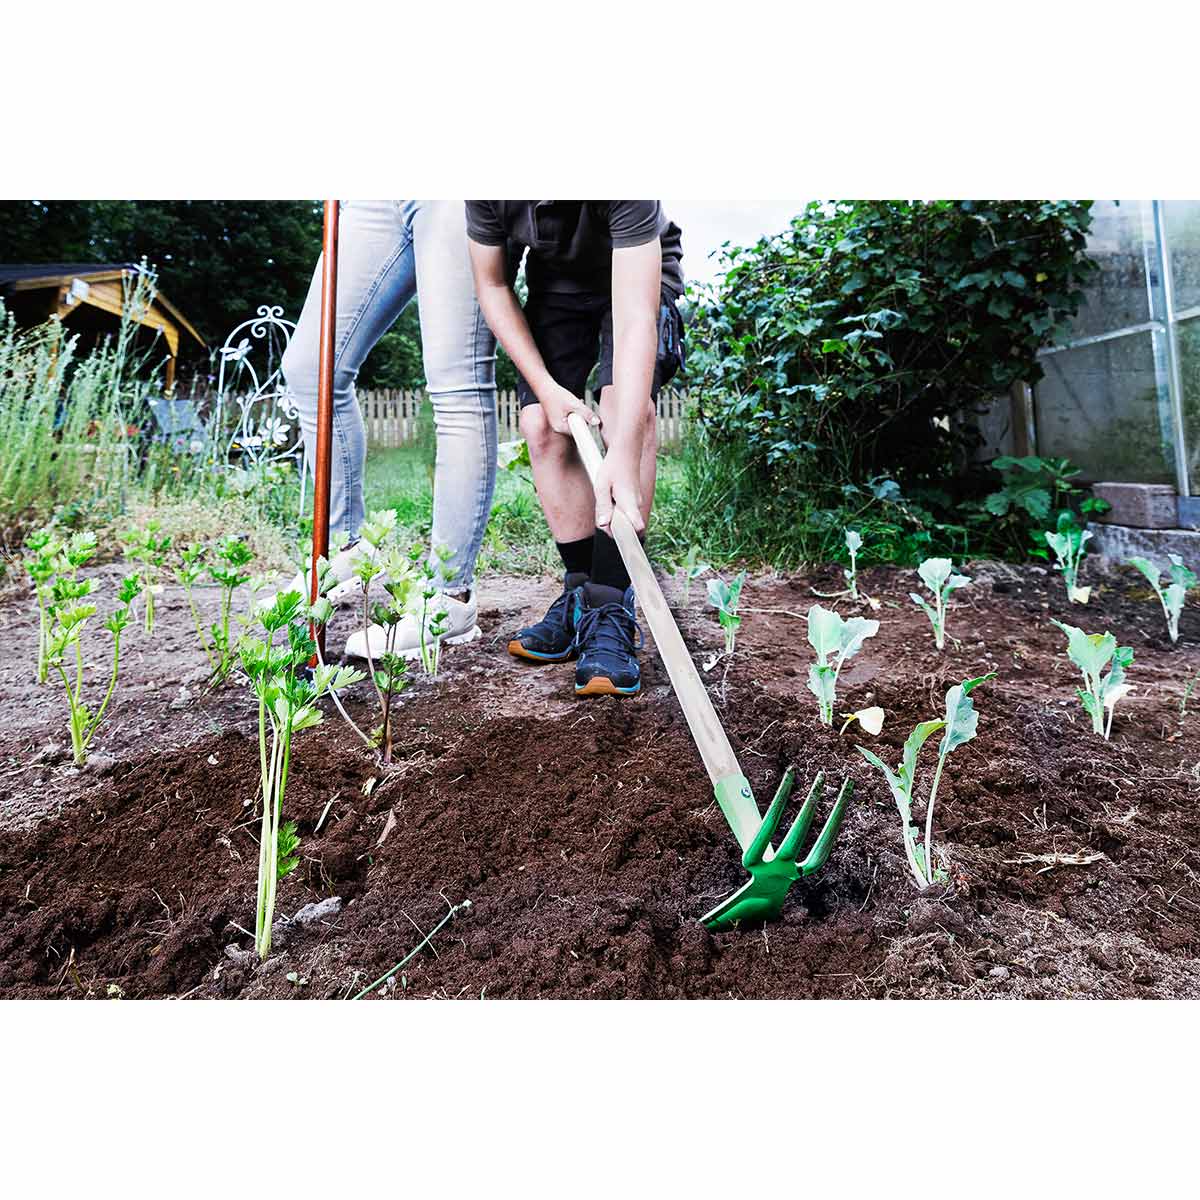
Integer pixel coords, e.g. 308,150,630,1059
522,588,572,637
575,602,644,658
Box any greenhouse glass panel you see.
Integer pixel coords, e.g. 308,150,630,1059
1035,331,1175,484
1164,200,1200,314
1069,200,1152,340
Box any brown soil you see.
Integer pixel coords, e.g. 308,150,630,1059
2,561,1199,999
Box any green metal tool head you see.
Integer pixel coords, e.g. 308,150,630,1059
702,769,852,929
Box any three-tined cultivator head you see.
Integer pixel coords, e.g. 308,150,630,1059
702,769,852,929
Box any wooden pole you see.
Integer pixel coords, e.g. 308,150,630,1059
310,200,339,658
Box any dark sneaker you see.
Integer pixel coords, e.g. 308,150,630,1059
508,571,589,663
574,583,643,696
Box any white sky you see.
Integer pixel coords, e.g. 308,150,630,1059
662,200,804,285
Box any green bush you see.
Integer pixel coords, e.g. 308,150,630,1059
686,201,1096,489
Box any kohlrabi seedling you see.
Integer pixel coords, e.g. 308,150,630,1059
45,572,144,765
680,545,710,603
1045,511,1092,604
806,604,880,725
120,519,171,634
707,571,747,656
858,672,995,889
844,529,862,600
910,557,971,650
1129,554,1196,644
239,587,364,960
1052,619,1134,740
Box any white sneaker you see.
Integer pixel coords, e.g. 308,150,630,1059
344,589,482,660
269,538,380,609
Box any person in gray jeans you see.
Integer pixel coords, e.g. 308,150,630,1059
281,200,498,657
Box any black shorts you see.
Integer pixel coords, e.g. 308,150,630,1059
515,288,685,408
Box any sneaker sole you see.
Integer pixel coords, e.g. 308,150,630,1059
575,675,640,696
508,639,577,664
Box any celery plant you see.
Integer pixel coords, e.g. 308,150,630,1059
1045,511,1092,604
858,672,994,889
1052,619,1134,740
1129,554,1196,644
412,543,455,679
240,590,364,960
707,571,747,655
46,573,143,765
23,528,62,683
176,542,217,670
910,557,971,650
120,519,171,634
24,530,97,683
806,604,879,725
351,512,417,761
209,535,254,682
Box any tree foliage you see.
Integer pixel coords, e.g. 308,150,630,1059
0,200,518,390
686,200,1097,488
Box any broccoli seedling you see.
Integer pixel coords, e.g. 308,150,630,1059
120,519,171,634
806,604,879,725
45,572,144,765
910,557,971,650
707,571,747,656
1128,554,1196,644
1045,511,1092,604
240,589,364,960
1052,619,1134,740
858,672,995,889
844,529,862,600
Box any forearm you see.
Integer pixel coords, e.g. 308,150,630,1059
606,304,658,456
474,280,558,400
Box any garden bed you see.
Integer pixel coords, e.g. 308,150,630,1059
2,562,1199,999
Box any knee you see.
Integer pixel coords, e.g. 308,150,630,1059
519,404,563,459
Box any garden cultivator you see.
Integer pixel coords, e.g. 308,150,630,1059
566,413,851,928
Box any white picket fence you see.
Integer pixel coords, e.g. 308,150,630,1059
358,388,689,450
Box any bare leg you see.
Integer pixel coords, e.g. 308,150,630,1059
597,385,657,528
519,401,596,541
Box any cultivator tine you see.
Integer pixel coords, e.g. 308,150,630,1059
702,771,853,930
774,771,824,864
742,767,796,868
799,777,853,876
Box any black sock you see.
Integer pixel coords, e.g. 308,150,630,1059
555,535,593,577
591,528,643,593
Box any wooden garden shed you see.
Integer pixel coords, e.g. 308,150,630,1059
0,262,205,392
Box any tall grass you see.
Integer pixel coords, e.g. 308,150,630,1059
0,272,161,542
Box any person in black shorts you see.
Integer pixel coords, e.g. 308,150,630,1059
466,201,684,697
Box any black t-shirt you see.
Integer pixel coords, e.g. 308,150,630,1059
466,201,685,298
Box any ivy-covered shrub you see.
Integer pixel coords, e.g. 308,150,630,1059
686,201,1097,490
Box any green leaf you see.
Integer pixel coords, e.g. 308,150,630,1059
917,557,953,594
1052,619,1115,677
901,719,947,794
938,672,996,756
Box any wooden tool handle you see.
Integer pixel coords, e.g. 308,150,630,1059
566,412,743,788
